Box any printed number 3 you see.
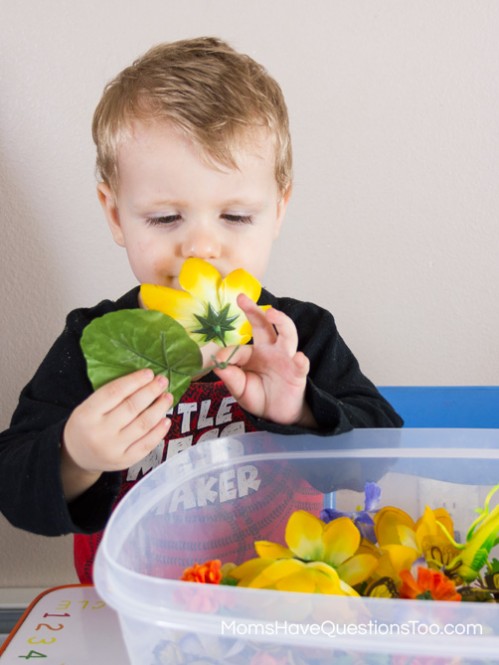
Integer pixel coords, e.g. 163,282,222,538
27,637,56,645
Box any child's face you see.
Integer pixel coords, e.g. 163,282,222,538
98,121,289,290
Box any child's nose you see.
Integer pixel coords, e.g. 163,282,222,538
181,229,221,260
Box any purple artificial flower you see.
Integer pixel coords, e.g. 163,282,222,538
320,481,381,543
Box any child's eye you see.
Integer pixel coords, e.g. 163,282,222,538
145,215,181,226
223,214,253,224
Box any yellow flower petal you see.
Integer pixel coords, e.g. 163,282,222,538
285,510,324,560
339,580,360,597
140,283,212,345
272,562,350,595
254,541,294,559
274,571,318,594
357,538,381,557
321,517,361,567
249,559,305,589
216,268,262,345
432,507,454,536
396,524,418,550
237,319,253,345
179,258,222,304
229,558,273,586
416,506,454,542
415,506,457,563
420,536,460,569
317,575,352,595
380,544,419,577
229,305,271,346
374,506,415,546
140,284,200,320
221,268,262,304
263,559,305,579
336,553,378,586
306,561,342,579
217,311,248,347
415,506,439,543
306,562,352,595
370,551,397,581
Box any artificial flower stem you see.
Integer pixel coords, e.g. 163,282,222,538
466,484,499,539
206,345,240,371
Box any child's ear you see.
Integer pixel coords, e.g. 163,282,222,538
274,185,292,238
97,182,125,247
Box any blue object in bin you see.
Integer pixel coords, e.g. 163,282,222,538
378,386,499,428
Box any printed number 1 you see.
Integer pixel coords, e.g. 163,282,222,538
18,650,47,659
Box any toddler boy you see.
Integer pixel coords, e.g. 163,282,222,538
0,37,402,582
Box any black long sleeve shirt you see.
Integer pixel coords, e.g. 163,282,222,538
0,286,402,579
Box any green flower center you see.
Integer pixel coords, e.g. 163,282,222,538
416,591,434,600
193,303,238,346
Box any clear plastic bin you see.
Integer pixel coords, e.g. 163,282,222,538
94,428,499,664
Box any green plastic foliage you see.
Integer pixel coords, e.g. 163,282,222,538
80,309,202,406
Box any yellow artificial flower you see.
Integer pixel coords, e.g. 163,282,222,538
415,506,459,568
373,505,458,581
229,510,377,595
229,557,357,595
140,258,264,347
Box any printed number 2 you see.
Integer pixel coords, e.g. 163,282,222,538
18,650,47,659
35,623,64,631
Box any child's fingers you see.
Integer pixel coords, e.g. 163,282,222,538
262,306,299,355
107,374,170,431
215,344,253,369
212,362,248,403
120,392,172,444
92,369,158,413
124,418,172,465
238,294,299,354
237,293,276,344
293,351,310,378
122,400,172,461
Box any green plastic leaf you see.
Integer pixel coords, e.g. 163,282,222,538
80,309,202,406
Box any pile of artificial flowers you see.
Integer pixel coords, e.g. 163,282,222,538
181,481,499,602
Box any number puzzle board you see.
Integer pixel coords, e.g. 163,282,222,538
0,584,130,663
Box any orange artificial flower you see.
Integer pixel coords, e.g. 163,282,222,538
399,567,461,601
181,559,222,584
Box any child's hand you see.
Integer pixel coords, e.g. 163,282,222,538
213,294,316,428
62,369,172,500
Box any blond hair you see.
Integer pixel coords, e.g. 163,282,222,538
92,37,292,194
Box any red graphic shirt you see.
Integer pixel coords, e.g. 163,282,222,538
74,378,323,582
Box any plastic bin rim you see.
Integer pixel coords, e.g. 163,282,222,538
97,428,499,568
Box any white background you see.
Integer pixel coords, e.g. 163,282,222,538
1,0,498,588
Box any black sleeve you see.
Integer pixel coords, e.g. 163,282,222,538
0,305,123,536
249,292,403,436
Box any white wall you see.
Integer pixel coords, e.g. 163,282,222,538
1,0,498,588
